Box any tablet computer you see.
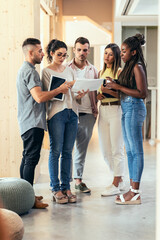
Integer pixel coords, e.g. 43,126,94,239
48,75,66,101
102,79,120,98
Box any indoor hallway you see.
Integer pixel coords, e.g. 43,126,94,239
22,126,156,240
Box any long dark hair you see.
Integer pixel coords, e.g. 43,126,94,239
101,43,121,78
119,34,147,88
46,39,67,63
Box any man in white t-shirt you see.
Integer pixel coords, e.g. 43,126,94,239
68,37,98,193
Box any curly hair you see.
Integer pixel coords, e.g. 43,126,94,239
119,33,147,88
46,39,67,63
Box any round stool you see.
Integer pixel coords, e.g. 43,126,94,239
0,178,35,215
0,208,24,240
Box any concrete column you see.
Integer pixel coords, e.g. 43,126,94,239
114,21,122,46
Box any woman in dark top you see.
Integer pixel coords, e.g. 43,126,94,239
105,34,147,205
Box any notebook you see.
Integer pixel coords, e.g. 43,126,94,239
48,75,66,101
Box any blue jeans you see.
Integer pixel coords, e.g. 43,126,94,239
48,109,78,192
121,96,147,182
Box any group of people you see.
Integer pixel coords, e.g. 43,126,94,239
16,33,147,208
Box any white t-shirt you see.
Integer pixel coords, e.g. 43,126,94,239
74,66,92,114
42,66,78,120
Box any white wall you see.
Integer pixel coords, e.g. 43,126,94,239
156,1,160,239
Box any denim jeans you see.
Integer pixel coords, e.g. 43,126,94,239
121,96,147,182
48,109,78,192
20,128,44,185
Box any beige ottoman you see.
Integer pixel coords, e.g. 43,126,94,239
0,208,24,240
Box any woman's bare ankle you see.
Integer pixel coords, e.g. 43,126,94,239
112,176,122,187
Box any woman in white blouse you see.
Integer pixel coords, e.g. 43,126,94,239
42,39,84,204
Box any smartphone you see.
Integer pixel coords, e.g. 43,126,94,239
103,79,110,86
102,79,119,98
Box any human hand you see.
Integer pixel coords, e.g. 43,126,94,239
97,93,106,100
66,80,76,88
59,82,70,94
106,77,120,90
103,77,113,89
76,89,89,99
101,83,109,92
105,76,113,82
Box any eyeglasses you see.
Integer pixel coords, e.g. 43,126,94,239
56,53,69,59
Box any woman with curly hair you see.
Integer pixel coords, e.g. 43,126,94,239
105,34,147,205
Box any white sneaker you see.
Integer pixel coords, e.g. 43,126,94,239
119,181,126,191
101,184,120,197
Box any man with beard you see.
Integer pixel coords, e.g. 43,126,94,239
17,38,69,208
68,37,98,193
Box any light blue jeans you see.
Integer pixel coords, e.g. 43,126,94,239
48,109,78,192
121,96,147,182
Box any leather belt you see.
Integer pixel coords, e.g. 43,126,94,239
101,101,120,106
79,113,87,116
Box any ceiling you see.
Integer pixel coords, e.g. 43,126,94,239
64,16,112,46
127,0,158,16
116,0,159,16
64,0,159,46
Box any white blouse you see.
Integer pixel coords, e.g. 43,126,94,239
42,66,78,120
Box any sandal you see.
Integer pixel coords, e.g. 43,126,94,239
62,190,77,203
52,191,68,204
115,188,141,205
